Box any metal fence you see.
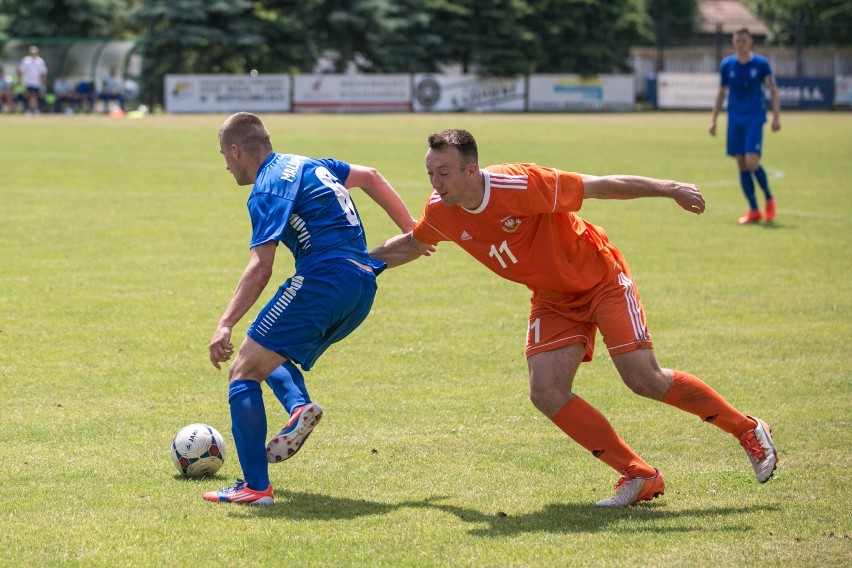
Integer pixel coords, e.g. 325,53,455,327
630,46,852,98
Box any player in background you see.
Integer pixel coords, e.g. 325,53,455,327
369,129,778,507
709,27,781,224
204,112,416,505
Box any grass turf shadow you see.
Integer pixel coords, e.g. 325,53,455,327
229,490,779,536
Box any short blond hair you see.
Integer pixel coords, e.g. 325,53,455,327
219,112,272,156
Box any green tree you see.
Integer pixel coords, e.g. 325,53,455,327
646,0,699,46
474,0,539,75
746,0,852,46
211,0,439,75
424,0,541,76
0,0,131,38
250,0,326,73
362,0,443,73
299,0,433,73
528,0,652,74
127,0,263,105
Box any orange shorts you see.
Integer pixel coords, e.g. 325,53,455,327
525,268,652,362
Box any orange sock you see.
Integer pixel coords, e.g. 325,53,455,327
551,396,655,478
661,371,755,438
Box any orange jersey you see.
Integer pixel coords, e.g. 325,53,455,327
413,163,624,302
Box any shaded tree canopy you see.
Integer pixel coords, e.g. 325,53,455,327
745,0,852,47
1,0,847,106
0,0,131,39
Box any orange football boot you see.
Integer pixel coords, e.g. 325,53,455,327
738,209,762,224
765,199,776,222
596,469,665,507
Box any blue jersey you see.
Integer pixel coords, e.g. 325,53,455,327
720,53,772,124
247,153,385,274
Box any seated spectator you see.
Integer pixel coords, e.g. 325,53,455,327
0,65,12,112
75,80,95,113
53,73,79,114
99,66,125,112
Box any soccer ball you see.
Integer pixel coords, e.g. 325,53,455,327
171,423,226,478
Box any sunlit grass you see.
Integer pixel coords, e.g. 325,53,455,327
0,112,850,566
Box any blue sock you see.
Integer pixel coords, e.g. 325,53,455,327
228,380,269,490
739,171,758,210
266,362,311,415
754,166,773,200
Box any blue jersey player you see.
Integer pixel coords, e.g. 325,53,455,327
204,112,419,505
710,27,781,224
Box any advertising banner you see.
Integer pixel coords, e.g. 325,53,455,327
292,74,411,112
528,75,634,111
656,72,718,109
774,77,834,109
164,74,291,113
412,75,525,112
835,76,852,107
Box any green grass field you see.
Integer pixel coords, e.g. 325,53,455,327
1,111,850,566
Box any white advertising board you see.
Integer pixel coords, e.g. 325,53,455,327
528,75,634,111
412,74,525,112
835,75,852,106
656,72,718,109
292,74,411,112
164,74,291,113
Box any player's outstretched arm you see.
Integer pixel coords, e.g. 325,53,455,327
345,164,417,232
581,175,705,215
369,231,433,268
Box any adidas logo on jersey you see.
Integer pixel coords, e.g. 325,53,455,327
460,231,473,241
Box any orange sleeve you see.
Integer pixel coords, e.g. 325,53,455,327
526,166,583,213
498,164,584,214
554,171,584,213
412,196,449,246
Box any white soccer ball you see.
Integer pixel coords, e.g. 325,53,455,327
171,423,226,478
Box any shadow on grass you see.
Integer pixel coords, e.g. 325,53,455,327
738,219,788,230
230,490,779,535
173,473,230,482
423,500,779,536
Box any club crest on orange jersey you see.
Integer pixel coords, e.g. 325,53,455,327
500,216,522,233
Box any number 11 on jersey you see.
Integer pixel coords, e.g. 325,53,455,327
489,240,518,269
528,318,541,344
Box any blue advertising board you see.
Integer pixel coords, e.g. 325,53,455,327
772,77,834,109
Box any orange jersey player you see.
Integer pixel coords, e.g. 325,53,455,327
415,165,616,293
370,129,778,507
413,163,649,362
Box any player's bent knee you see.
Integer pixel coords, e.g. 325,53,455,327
621,370,669,400
528,388,549,413
528,383,574,417
226,355,265,384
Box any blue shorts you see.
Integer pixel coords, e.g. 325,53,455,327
727,118,764,156
247,259,377,370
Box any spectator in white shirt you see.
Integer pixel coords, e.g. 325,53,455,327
18,45,47,114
